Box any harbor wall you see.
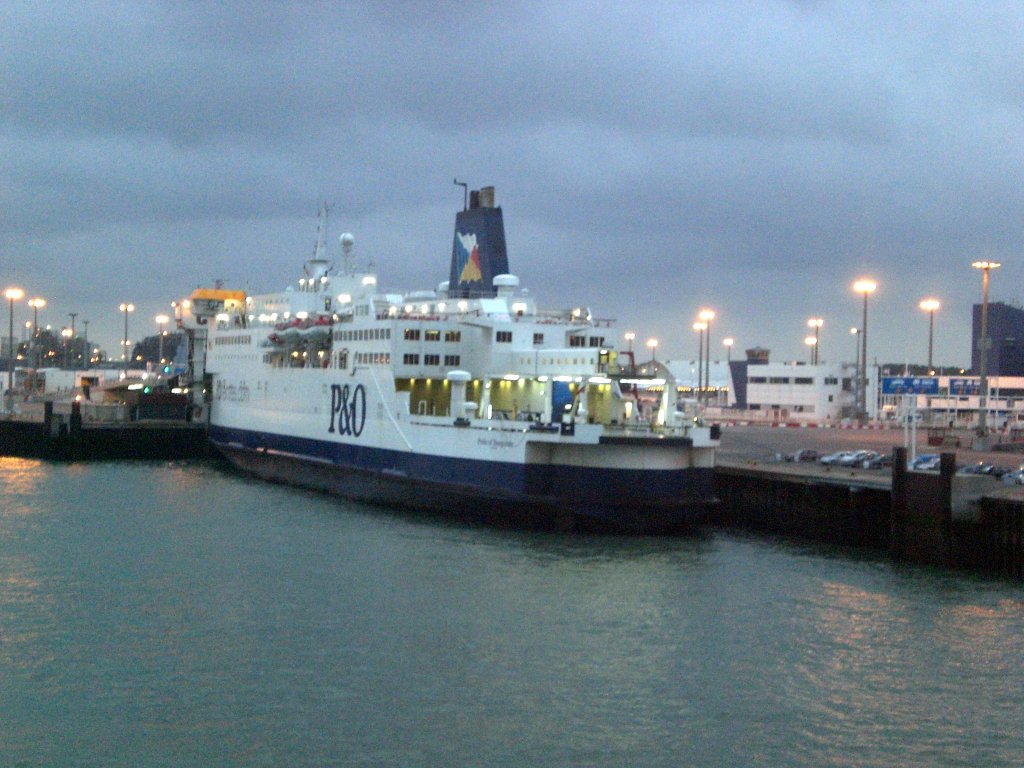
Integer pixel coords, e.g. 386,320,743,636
0,402,210,460
713,465,891,548
714,448,1024,579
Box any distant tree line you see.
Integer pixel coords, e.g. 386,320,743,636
131,332,184,366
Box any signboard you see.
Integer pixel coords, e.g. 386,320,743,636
949,377,980,395
881,376,939,395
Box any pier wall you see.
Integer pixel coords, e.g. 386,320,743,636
714,448,1024,579
713,465,890,548
0,402,210,460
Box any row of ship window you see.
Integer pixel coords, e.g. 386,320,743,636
401,354,461,366
335,328,392,341
518,355,596,367
215,335,253,346
403,329,462,342
748,376,840,385
497,332,606,346
334,328,607,348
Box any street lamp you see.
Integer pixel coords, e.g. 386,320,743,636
805,336,818,364
646,337,658,367
624,331,635,353
806,317,823,365
918,298,940,374
723,337,734,362
850,326,861,417
61,327,73,370
155,313,170,367
5,287,24,413
82,320,90,370
972,261,1001,441
693,321,707,402
698,309,715,405
119,303,135,378
28,297,45,371
853,279,877,424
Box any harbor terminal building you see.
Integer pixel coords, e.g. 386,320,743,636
664,347,1024,430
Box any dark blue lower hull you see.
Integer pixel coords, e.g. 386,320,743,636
210,425,716,533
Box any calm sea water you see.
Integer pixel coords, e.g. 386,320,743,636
1,458,1022,767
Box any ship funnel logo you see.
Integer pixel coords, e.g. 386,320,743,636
455,231,483,285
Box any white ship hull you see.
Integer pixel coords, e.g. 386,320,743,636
208,367,716,532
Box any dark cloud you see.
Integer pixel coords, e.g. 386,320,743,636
2,1,1023,366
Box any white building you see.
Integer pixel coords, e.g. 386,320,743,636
665,350,879,425
881,375,1024,431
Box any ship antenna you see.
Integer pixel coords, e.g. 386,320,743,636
313,202,330,261
453,178,468,211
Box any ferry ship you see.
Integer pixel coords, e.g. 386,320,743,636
180,187,718,532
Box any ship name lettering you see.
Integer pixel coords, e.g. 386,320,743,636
477,437,514,449
329,383,366,437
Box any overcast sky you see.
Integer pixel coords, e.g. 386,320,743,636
3,1,1023,368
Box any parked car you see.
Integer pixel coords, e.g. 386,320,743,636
820,450,859,466
862,452,893,469
784,449,820,463
911,454,941,471
836,449,874,467
1001,468,1024,486
958,462,999,476
959,462,989,475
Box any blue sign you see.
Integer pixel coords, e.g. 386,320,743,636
949,377,980,395
881,376,939,395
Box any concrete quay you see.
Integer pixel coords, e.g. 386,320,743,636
712,426,1024,579
0,401,210,461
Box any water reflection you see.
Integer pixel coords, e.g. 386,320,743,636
1,464,1023,767
0,457,47,510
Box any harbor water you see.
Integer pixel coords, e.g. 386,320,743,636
2,458,1022,767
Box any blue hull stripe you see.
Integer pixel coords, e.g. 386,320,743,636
209,425,715,530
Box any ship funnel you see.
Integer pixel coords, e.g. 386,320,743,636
448,185,509,299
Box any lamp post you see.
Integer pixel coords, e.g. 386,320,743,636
67,312,78,368
119,303,135,378
850,327,861,417
624,331,635,354
61,327,72,369
918,299,940,374
82,320,90,369
806,318,823,365
693,321,706,403
805,336,818,364
972,261,1001,441
646,338,658,367
723,337,734,362
698,309,715,405
853,279,877,424
155,314,170,368
5,287,24,413
27,297,45,371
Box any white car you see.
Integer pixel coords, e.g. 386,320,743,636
820,451,859,466
911,454,941,471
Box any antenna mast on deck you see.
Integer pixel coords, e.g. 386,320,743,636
313,202,330,261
